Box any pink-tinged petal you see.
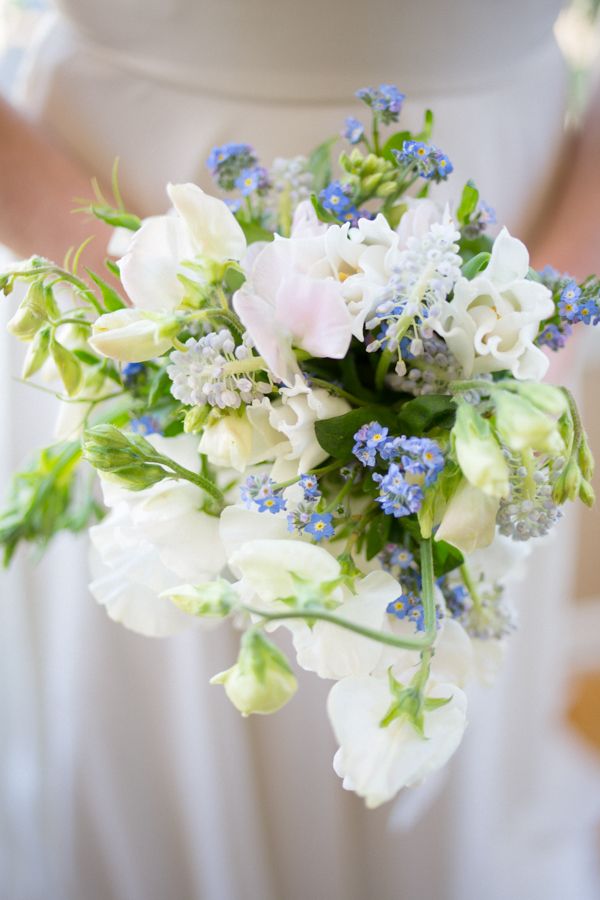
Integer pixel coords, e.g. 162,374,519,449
485,227,530,285
119,216,192,310
251,236,328,304
167,182,246,262
275,274,353,360
233,289,300,384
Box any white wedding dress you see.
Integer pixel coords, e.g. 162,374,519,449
1,2,600,899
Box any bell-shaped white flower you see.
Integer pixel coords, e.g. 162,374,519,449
292,570,403,679
118,183,246,311
268,376,350,480
435,228,554,380
227,538,342,614
435,480,499,554
327,674,467,808
89,436,227,636
89,308,180,362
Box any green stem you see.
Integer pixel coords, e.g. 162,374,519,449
146,453,225,507
222,355,266,376
244,536,439,653
459,562,482,613
375,348,393,391
243,606,436,652
309,377,370,407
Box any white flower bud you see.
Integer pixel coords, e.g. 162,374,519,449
453,402,509,498
89,309,180,362
211,631,297,716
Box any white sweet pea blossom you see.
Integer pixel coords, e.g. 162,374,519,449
435,480,499,554
233,213,406,384
328,674,467,808
292,570,403,680
227,538,342,615
434,228,554,380
199,408,279,473
118,182,246,311
268,377,350,480
89,435,226,636
395,198,444,250
89,308,179,362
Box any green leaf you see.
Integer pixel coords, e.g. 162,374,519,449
147,367,171,407
238,219,274,245
314,407,398,459
456,181,479,226
223,264,246,293
307,136,337,192
86,269,126,311
365,514,392,561
50,337,83,396
382,131,412,163
310,193,339,224
395,395,456,435
417,109,434,141
431,539,464,577
89,205,141,231
461,251,490,280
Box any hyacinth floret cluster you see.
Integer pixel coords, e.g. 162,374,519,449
367,219,462,371
167,329,272,410
496,453,562,541
387,335,463,396
269,156,314,207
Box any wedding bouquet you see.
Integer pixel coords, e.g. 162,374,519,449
1,85,597,808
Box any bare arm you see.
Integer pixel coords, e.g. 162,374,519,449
0,95,116,272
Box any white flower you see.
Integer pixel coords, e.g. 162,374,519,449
267,377,350,480
89,436,227,636
434,228,555,379
327,674,467,808
89,308,179,362
118,183,246,311
199,409,279,473
395,198,444,250
452,402,509,498
435,480,499,554
227,538,342,615
233,214,405,383
292,570,403,679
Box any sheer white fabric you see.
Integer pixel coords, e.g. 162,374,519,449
1,2,600,898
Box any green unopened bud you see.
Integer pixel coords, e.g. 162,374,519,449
211,630,297,716
50,336,82,396
516,382,567,418
22,325,51,378
579,478,595,508
162,579,237,618
183,405,210,434
349,148,364,166
102,464,168,491
361,153,385,175
361,172,383,194
552,459,581,504
375,180,399,199
494,390,563,454
338,151,353,171
7,282,48,340
82,424,158,474
578,435,595,481
453,403,509,498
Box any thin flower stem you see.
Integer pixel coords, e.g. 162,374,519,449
243,606,436,652
459,562,482,613
375,348,393,391
145,453,225,506
309,377,370,407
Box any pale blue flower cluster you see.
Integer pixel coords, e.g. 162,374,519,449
496,453,562,540
206,143,258,191
393,140,453,182
240,475,286,514
319,180,361,224
356,84,405,124
353,423,444,519
537,268,600,352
